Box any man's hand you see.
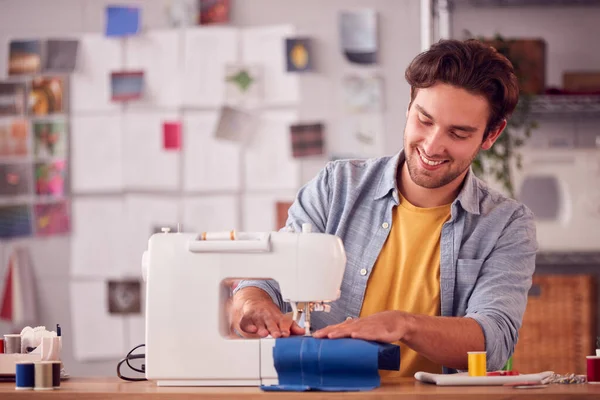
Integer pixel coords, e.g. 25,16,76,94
312,310,411,342
231,287,305,339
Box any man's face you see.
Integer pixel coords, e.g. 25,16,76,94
403,83,500,189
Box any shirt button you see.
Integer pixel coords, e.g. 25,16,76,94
346,316,353,321
359,268,367,276
382,222,389,229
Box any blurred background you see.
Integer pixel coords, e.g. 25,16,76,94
0,0,599,378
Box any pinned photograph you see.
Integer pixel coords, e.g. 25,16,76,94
0,119,29,157
0,83,27,116
29,77,65,115
275,201,293,230
0,205,32,239
225,64,263,107
33,120,68,159
198,0,230,25
35,160,66,197
0,163,33,196
163,121,182,150
8,40,42,75
34,201,70,236
44,39,79,72
339,10,378,65
111,71,144,102
341,114,385,158
343,75,384,113
214,106,257,142
107,280,142,315
105,6,141,37
286,38,313,72
290,123,325,158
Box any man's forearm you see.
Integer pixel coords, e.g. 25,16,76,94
402,314,485,370
230,287,273,332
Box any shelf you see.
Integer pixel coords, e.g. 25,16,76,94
451,0,600,7
521,95,600,116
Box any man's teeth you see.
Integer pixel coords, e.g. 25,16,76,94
419,152,445,166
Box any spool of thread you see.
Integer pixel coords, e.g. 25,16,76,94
587,356,600,383
51,361,61,388
0,338,4,353
15,362,35,390
3,334,21,354
468,351,487,377
34,362,54,391
201,230,236,240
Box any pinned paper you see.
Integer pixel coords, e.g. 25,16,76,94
343,75,384,113
0,119,29,156
35,160,66,197
199,0,230,25
29,77,65,115
111,71,144,101
339,10,378,65
0,205,32,239
286,38,313,72
8,40,42,75
276,201,293,230
163,121,182,150
0,247,38,328
107,280,142,315
0,83,27,116
290,123,325,158
34,202,70,236
225,64,263,107
44,39,79,72
214,106,256,142
0,164,33,196
106,6,141,37
33,120,68,159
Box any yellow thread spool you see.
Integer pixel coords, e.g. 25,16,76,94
468,351,487,377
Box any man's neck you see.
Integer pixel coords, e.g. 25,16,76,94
397,161,466,208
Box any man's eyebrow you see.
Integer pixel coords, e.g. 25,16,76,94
415,104,478,133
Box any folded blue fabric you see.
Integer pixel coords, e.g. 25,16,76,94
260,337,400,392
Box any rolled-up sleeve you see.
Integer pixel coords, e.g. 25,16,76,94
465,205,538,371
232,162,333,312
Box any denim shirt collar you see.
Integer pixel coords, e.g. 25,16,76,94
373,149,481,215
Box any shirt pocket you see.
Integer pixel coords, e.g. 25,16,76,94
454,258,485,314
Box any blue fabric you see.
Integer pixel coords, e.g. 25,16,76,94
235,149,538,373
106,6,140,37
260,337,400,392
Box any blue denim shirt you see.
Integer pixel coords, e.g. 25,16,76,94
235,150,538,372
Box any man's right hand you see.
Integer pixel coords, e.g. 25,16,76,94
231,287,305,339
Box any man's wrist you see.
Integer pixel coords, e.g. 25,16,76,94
398,311,418,342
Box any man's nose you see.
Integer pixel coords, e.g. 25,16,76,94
421,127,446,157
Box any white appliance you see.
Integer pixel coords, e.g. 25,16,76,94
512,148,600,252
141,225,346,386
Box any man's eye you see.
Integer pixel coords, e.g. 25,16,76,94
451,131,468,140
419,119,432,126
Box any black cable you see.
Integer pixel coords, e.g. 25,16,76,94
117,344,146,382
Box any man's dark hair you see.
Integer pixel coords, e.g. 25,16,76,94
405,39,519,140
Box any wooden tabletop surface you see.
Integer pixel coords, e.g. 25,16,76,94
0,377,599,399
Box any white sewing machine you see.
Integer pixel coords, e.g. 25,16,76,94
141,224,346,387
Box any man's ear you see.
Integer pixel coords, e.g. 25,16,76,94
481,119,507,150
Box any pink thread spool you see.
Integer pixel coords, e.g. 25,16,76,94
587,356,600,384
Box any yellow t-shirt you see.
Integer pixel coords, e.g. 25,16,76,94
359,193,451,382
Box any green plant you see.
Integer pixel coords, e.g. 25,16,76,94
468,33,538,199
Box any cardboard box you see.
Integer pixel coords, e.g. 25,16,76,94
563,71,600,92
482,38,546,95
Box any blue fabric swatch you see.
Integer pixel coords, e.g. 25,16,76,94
261,337,400,392
106,6,140,37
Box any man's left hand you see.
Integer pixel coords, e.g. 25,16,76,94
312,310,411,343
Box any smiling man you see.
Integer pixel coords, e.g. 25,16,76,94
231,39,537,381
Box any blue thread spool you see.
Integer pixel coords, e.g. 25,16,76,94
15,361,34,390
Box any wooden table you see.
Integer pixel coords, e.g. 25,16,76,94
0,378,599,399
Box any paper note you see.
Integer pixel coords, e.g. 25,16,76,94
29,77,65,115
33,119,67,160
110,71,144,102
105,6,141,37
0,163,33,196
107,279,142,315
8,40,42,76
163,121,181,150
225,64,263,108
0,204,32,239
338,113,385,158
33,201,70,236
44,39,79,72
244,110,301,191
199,0,230,24
122,111,180,191
123,195,180,276
286,38,313,72
276,201,293,230
0,83,27,116
342,75,384,113
241,25,300,107
183,111,241,192
70,34,123,113
70,281,125,361
214,106,257,142
290,123,325,158
70,197,126,278
243,192,297,232
71,114,123,193
182,195,239,233
34,160,66,197
0,119,29,157
125,30,181,109
339,10,378,65
183,27,239,107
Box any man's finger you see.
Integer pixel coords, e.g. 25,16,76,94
252,317,269,338
239,315,258,333
313,321,345,338
263,315,281,338
290,321,305,336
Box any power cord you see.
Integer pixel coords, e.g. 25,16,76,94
117,344,147,382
